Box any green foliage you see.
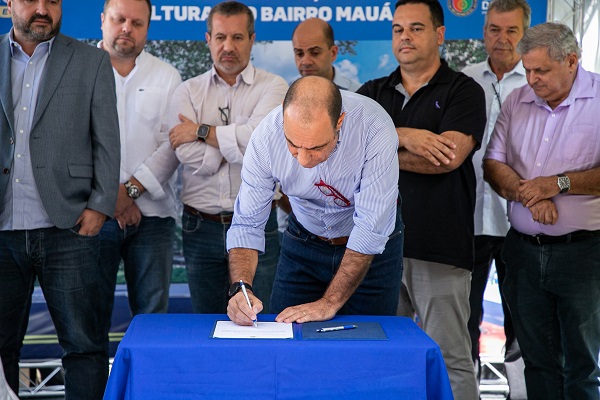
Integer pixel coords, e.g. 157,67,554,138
145,40,212,81
443,39,487,71
337,40,358,56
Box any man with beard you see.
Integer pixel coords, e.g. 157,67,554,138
97,0,181,355
0,1,120,399
168,1,287,314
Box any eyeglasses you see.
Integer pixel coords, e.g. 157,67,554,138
314,179,350,207
491,83,501,110
219,106,230,125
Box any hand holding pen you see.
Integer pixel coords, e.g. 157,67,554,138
239,280,258,328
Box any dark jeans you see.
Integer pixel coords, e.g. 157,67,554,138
183,208,280,313
0,228,107,400
98,216,175,351
468,235,516,362
270,210,404,315
502,228,600,400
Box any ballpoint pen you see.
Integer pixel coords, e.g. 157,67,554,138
316,325,358,333
239,280,258,328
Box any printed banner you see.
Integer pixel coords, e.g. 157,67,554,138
1,0,547,41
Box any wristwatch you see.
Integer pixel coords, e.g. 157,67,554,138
557,174,570,194
228,281,253,299
196,124,210,142
124,180,141,199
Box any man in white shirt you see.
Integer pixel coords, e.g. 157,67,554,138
168,1,287,314
97,0,182,347
462,0,529,395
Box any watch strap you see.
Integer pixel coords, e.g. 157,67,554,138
228,281,253,299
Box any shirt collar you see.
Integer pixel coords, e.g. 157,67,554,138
521,64,592,107
482,58,526,80
211,61,255,86
9,27,55,57
387,58,451,89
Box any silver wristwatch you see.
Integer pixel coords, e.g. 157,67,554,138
124,181,141,199
557,174,570,194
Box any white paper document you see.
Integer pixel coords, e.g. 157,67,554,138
212,321,293,339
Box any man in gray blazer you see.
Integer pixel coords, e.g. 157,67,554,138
0,1,120,399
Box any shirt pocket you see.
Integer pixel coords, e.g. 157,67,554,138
134,87,164,124
556,124,598,164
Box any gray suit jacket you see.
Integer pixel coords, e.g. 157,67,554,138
0,33,120,229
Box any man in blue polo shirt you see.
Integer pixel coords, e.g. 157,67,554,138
357,0,485,398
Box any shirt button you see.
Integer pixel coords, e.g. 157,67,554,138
2,168,9,174
25,84,30,88
19,130,24,134
536,163,541,167
15,178,20,183
22,106,27,111
551,113,556,117
16,154,21,158
544,138,549,142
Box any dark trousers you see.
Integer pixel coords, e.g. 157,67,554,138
0,228,108,400
468,235,516,366
270,210,404,315
502,228,600,400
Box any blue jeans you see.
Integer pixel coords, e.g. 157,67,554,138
270,210,404,315
182,208,280,313
0,227,107,400
502,229,600,400
98,216,174,348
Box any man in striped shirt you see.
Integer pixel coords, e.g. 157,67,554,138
226,76,403,325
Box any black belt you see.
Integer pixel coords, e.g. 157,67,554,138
183,201,278,224
513,228,600,245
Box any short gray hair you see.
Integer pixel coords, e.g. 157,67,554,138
485,0,531,31
517,22,581,60
207,1,255,37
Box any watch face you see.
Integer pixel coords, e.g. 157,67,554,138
228,282,241,298
558,176,570,192
198,124,210,140
126,182,141,199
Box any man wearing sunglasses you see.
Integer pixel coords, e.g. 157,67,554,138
227,76,403,325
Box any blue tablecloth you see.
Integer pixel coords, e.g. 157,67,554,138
104,314,453,400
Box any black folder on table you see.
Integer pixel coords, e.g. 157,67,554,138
301,321,388,340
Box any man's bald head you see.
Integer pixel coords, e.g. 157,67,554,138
283,76,342,129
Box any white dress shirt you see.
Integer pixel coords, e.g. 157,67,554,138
462,58,526,236
112,49,182,219
171,62,288,214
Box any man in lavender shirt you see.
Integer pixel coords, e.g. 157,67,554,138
484,22,600,400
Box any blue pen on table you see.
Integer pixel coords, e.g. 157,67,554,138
239,280,258,328
316,325,358,333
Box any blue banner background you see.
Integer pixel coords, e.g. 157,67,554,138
1,0,547,41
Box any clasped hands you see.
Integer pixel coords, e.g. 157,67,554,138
114,184,142,229
518,176,561,225
227,292,338,326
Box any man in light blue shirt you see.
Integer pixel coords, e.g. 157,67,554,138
226,76,403,325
